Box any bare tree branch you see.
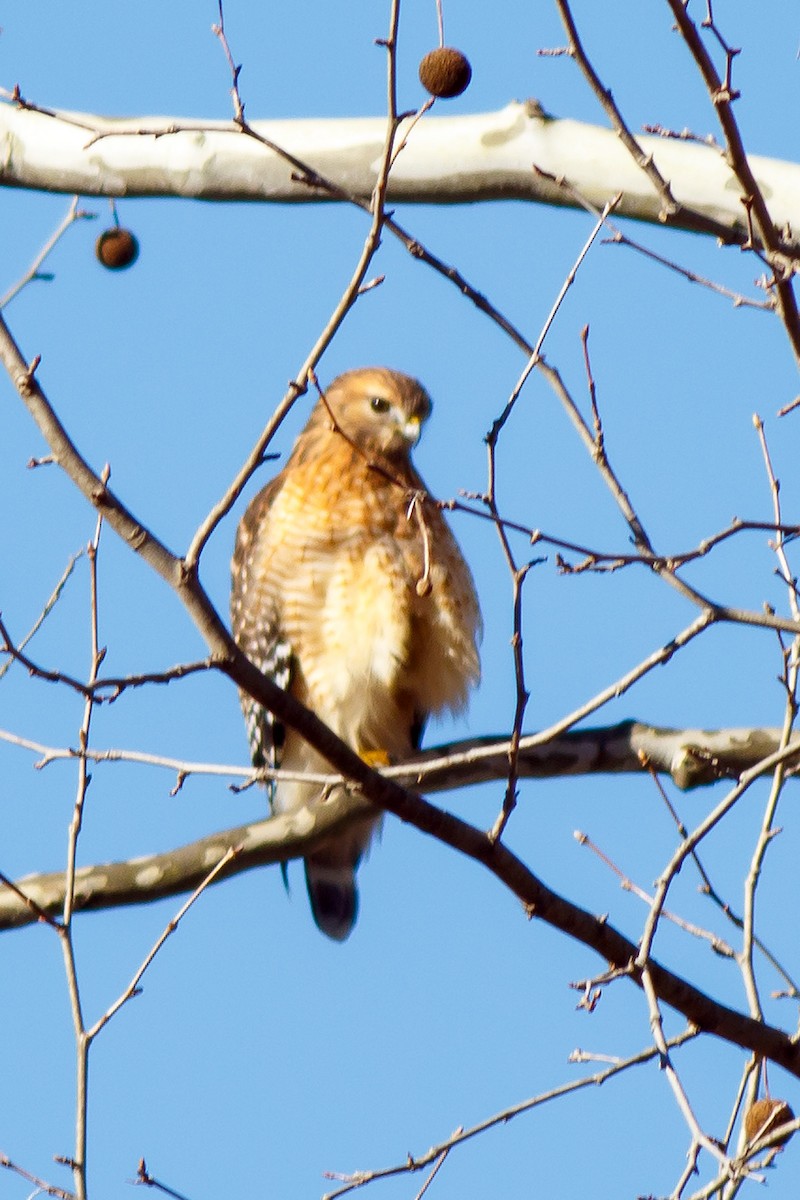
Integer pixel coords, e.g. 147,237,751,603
2,99,800,248
322,1028,701,1198
3,719,797,799
2,720,797,931
0,195,93,309
3,730,800,1078
665,0,800,367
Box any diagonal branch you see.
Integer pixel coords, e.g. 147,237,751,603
4,715,798,931
3,763,800,1078
551,0,680,220
323,1028,701,1198
664,0,800,367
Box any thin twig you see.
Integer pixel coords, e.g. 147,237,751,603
640,967,734,1178
87,845,239,1040
737,419,800,1022
412,1144,452,1200
184,0,407,569
0,548,83,682
665,0,800,371
533,165,772,313
59,509,107,1200
0,616,214,700
487,196,617,440
481,202,617,841
0,1154,75,1200
322,1029,699,1198
640,757,800,999
552,0,679,218
135,1160,195,1200
0,865,61,929
0,197,94,310
574,831,735,958
607,228,773,312
636,738,800,973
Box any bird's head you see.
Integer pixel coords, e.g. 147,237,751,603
316,367,432,459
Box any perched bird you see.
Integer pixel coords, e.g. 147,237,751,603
231,367,481,940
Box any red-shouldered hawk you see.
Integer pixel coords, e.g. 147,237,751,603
231,367,481,940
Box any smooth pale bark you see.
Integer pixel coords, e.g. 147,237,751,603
3,99,800,242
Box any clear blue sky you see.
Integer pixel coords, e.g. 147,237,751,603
1,2,799,1197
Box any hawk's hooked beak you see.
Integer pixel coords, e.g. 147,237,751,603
402,415,422,445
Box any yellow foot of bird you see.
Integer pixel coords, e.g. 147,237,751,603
359,749,393,768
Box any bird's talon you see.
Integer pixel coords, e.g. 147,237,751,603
360,749,393,768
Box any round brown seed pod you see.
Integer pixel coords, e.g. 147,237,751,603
418,47,472,99
96,228,140,271
744,1098,795,1146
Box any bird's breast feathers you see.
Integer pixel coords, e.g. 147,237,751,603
254,475,478,736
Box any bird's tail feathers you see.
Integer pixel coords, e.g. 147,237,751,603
305,862,359,942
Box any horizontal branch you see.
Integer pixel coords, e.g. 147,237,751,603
3,718,796,931
2,721,795,927
405,720,798,793
3,718,795,797
2,99,799,244
1,787,374,930
5,745,800,1079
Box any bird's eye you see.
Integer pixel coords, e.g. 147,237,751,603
370,396,391,414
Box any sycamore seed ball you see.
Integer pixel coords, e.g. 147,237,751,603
744,1098,795,1146
418,47,472,99
96,228,140,271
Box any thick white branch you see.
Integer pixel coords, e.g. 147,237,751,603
3,99,800,243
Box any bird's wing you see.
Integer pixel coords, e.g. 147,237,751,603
230,475,294,802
